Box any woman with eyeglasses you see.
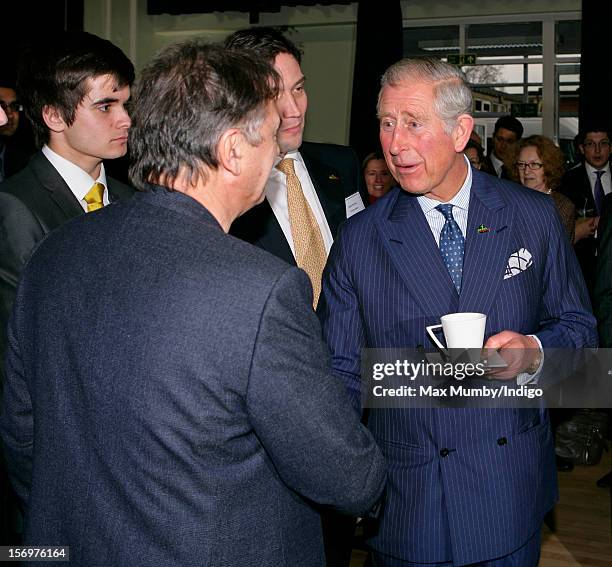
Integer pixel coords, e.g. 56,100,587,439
509,134,575,242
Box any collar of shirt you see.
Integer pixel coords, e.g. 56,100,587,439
584,161,610,179
584,161,611,198
42,145,109,210
416,155,472,245
584,161,610,176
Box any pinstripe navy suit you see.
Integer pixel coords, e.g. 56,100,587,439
318,168,597,565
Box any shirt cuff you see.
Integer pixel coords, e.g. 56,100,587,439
516,334,544,385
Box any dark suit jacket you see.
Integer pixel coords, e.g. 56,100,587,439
318,171,597,565
487,153,511,180
558,162,608,294
230,141,365,264
0,186,386,567
0,151,134,392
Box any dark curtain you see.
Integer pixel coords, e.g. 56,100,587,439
1,1,84,547
349,1,403,163
578,0,612,131
4,0,83,81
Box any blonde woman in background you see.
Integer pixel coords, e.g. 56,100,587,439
362,151,396,205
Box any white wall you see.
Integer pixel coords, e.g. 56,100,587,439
83,0,581,145
84,0,359,144
401,0,579,20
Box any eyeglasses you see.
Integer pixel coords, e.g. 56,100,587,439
0,101,23,113
583,140,611,150
517,161,544,170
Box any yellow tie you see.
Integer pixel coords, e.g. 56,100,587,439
276,158,327,308
84,182,105,212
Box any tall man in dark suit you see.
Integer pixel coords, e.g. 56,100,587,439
559,127,612,295
0,41,386,567
226,27,366,308
0,31,134,547
319,57,597,566
226,27,368,567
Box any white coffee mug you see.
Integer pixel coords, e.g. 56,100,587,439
426,312,486,351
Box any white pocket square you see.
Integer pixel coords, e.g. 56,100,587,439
504,248,533,280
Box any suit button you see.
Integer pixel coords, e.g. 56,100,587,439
497,437,508,446
440,448,450,457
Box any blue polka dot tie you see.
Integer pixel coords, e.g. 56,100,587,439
436,204,465,292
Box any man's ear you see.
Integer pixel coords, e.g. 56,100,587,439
42,105,66,133
218,128,244,176
453,114,474,152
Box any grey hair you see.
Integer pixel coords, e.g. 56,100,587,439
128,41,279,191
378,57,473,134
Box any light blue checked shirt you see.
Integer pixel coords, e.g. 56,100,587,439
416,155,471,244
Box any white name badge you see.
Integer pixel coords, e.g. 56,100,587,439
345,192,365,218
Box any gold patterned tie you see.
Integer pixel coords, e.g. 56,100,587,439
276,158,327,308
84,182,105,212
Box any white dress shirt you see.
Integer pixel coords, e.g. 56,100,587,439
584,161,611,203
42,145,109,211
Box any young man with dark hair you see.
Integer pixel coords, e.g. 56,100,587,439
0,31,135,546
0,31,135,382
226,28,370,565
559,126,612,295
489,115,524,178
226,27,366,310
0,40,385,566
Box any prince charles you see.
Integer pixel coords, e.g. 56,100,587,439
318,57,596,566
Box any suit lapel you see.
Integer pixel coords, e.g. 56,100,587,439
459,170,513,314
374,172,515,320
300,148,346,236
253,200,296,265
30,152,84,220
374,190,459,316
231,199,296,265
